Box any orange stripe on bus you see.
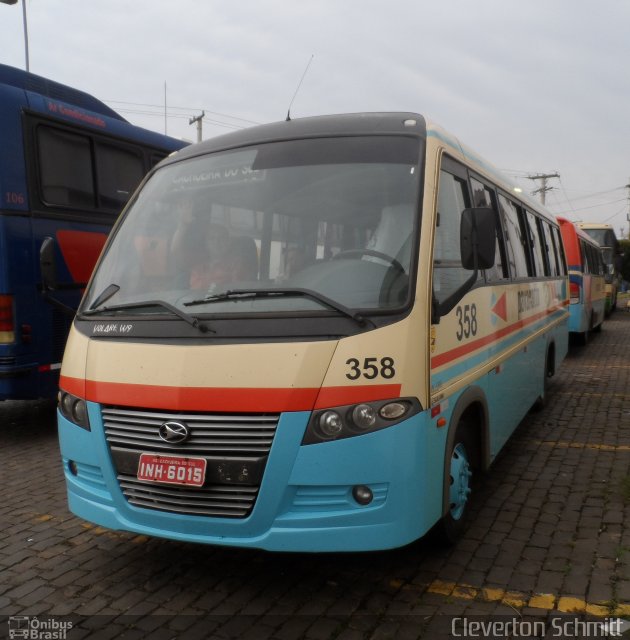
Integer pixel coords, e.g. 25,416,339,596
314,384,401,409
59,375,401,413
431,304,568,370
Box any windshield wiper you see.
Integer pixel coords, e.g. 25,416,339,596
184,287,374,327
82,298,214,333
88,283,120,310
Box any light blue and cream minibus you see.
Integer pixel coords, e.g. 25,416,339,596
57,113,569,551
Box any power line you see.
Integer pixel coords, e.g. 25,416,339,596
550,196,628,215
602,205,627,223
104,99,261,125
558,177,577,220
114,108,244,130
556,186,625,202
500,170,626,203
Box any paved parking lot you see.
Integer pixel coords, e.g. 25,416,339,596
1,312,629,639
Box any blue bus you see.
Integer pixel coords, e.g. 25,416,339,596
0,64,186,400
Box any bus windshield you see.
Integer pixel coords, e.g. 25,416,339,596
581,228,613,248
83,136,421,319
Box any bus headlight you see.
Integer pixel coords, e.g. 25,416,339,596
302,397,421,445
352,404,377,430
318,411,344,438
58,390,91,431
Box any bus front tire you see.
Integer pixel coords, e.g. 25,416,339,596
439,423,474,543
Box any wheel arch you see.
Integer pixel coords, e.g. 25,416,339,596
441,385,490,518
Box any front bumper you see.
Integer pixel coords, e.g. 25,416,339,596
58,402,441,552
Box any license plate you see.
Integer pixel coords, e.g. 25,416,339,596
137,453,206,487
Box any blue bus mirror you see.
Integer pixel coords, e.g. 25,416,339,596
40,236,58,291
460,207,495,271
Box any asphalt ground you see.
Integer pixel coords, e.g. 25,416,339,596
1,311,629,639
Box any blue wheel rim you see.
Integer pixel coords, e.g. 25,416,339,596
449,442,472,521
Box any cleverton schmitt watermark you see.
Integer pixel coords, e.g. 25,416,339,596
451,616,630,638
7,616,73,640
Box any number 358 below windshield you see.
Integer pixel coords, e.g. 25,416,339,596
82,136,422,324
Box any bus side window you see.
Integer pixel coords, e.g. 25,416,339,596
541,221,559,276
433,169,475,305
95,143,145,211
498,194,530,279
589,244,603,276
38,126,95,209
526,211,547,277
580,240,591,273
470,177,508,282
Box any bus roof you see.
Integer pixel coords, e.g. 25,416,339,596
0,63,125,122
578,222,614,230
162,111,557,225
558,216,602,252
168,112,428,161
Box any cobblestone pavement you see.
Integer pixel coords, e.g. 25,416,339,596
1,313,629,639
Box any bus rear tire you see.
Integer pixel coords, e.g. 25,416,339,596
533,345,554,411
577,327,589,346
439,422,474,543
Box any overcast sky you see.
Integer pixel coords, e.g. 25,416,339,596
1,0,629,236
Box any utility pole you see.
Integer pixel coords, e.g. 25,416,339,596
0,0,29,71
626,178,630,238
527,172,560,205
164,82,167,135
189,111,205,143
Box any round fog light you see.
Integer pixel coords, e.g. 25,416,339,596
352,485,373,505
68,460,78,476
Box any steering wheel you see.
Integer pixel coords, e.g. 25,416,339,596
332,249,405,274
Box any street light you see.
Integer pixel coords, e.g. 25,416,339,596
0,0,30,72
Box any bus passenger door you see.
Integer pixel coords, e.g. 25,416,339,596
430,159,491,447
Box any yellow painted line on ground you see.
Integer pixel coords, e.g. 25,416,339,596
554,391,630,400
33,514,54,522
481,587,505,603
29,511,630,616
26,513,145,544
572,364,630,370
423,580,630,617
529,440,630,452
528,593,555,609
79,521,148,544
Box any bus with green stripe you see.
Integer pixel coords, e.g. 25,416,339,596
58,113,569,551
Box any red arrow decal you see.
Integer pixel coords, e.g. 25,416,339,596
492,293,507,322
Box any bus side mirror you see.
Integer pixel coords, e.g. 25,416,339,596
460,207,496,271
40,236,58,291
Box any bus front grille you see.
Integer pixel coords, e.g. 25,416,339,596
117,474,258,518
102,406,280,518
